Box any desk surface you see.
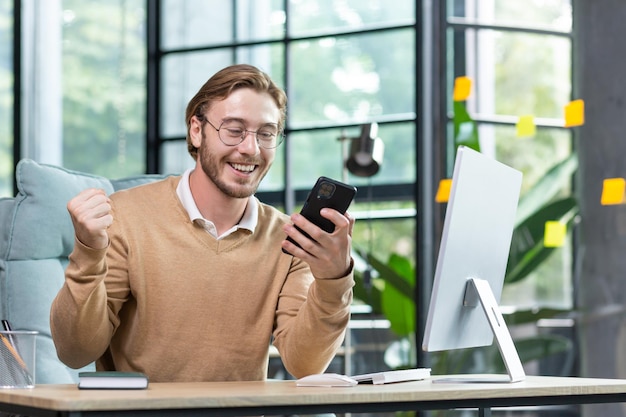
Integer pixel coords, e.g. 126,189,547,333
1,375,626,416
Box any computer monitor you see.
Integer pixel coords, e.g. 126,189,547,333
422,146,525,383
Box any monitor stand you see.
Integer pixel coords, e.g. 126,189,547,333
435,277,526,384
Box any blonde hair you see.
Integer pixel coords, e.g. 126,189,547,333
184,64,287,160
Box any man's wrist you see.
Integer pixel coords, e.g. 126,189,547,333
316,257,355,280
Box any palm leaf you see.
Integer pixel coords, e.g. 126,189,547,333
515,153,578,226
453,101,480,151
367,253,414,299
506,198,578,284
503,307,571,326
489,334,573,374
352,268,383,314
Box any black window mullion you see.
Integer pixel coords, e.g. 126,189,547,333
146,0,161,174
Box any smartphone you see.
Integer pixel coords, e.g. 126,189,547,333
283,176,357,254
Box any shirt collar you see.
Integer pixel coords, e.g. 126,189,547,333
176,168,257,237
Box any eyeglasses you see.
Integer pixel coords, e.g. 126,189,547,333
203,117,284,149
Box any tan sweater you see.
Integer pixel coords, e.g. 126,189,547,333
50,177,354,382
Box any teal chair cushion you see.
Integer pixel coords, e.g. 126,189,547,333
4,160,114,261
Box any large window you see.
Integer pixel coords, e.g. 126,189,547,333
447,0,574,309
155,0,418,264
2,0,147,191
60,0,146,177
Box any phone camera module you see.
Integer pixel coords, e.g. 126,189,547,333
317,182,336,199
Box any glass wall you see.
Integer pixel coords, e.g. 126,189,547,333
157,0,418,265
60,0,146,177
3,0,147,194
447,0,574,309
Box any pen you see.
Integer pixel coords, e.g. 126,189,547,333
1,320,16,350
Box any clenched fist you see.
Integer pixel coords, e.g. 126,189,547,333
67,188,113,250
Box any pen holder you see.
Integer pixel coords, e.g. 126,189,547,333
0,330,37,388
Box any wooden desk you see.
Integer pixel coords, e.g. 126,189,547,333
0,375,626,416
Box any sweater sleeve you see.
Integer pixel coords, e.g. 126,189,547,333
272,257,354,378
50,211,131,369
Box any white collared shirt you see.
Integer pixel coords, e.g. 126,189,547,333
176,169,257,239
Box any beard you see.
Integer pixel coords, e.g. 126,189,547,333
197,131,271,198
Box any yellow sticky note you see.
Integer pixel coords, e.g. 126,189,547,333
601,178,626,205
435,179,452,203
564,99,585,127
453,76,472,101
544,221,566,248
516,115,536,137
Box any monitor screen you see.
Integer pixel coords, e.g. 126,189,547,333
422,146,524,382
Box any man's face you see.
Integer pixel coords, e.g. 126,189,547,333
189,88,281,199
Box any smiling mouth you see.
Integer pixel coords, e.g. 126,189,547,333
230,162,257,173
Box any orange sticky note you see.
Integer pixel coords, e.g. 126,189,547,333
564,99,585,127
544,221,566,248
435,179,452,203
453,76,472,101
516,115,536,137
601,178,626,205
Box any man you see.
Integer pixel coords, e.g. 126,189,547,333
50,64,355,382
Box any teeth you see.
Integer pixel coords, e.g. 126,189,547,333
231,163,255,172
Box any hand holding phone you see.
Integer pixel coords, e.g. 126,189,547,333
283,176,357,255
